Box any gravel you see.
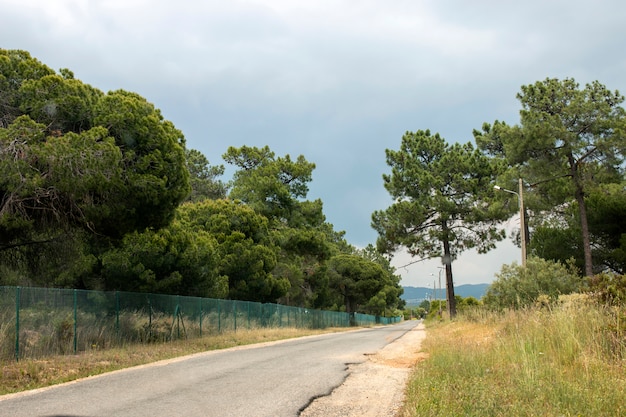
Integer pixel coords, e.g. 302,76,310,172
299,321,427,417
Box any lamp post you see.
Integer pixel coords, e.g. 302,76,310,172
431,268,443,316
429,274,436,304
494,178,526,267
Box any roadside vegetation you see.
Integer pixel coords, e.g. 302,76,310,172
400,268,626,417
0,49,404,318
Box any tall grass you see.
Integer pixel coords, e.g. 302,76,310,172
401,295,626,417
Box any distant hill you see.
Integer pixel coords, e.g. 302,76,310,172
401,284,490,305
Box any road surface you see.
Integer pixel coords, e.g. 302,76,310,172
0,321,420,417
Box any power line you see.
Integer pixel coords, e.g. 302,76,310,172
394,256,432,272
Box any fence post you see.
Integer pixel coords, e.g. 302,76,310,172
15,286,20,361
234,300,237,332
73,289,78,354
115,291,120,339
199,298,203,337
217,299,221,333
148,296,152,341
176,296,180,339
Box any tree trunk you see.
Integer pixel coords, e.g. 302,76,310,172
575,187,594,276
569,152,593,276
441,220,457,317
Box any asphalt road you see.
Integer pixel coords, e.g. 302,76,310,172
0,321,419,417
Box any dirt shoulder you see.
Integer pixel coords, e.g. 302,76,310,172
300,321,427,417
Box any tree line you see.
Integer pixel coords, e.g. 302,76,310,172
0,49,403,317
374,77,625,315
2,49,624,318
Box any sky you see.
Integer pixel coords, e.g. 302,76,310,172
2,0,625,287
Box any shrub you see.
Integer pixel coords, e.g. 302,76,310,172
483,257,583,309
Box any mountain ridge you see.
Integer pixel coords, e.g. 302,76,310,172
401,283,490,305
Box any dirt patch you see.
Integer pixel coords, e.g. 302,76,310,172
299,322,427,417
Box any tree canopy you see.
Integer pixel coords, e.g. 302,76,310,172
475,78,626,276
0,49,190,252
185,148,228,201
177,199,287,302
223,145,317,226
14,48,626,318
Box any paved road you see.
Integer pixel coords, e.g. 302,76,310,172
0,321,419,417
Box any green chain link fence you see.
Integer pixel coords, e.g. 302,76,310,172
0,286,401,361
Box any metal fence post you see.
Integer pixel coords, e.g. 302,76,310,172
148,296,152,341
199,298,203,337
15,286,20,361
115,291,120,339
73,289,78,354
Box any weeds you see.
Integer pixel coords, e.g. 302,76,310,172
401,295,626,417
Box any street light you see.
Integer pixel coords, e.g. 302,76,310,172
429,274,436,303
431,268,443,316
494,178,526,267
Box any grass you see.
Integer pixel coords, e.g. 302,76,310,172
0,327,342,395
400,295,626,417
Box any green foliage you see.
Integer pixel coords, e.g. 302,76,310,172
372,130,505,259
184,148,228,201
92,89,190,234
0,49,55,128
530,223,584,272
0,230,97,288
457,295,481,311
356,244,406,313
100,220,227,297
177,200,287,302
273,226,336,307
588,272,626,306
372,130,506,316
0,116,124,246
0,49,191,289
224,145,360,308
224,145,316,225
403,301,626,416
586,183,626,273
404,306,427,319
528,182,626,274
1,50,190,247
327,253,398,315
484,257,583,309
19,73,102,133
0,50,410,316
476,78,626,276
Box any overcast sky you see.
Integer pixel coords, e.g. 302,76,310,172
2,0,625,287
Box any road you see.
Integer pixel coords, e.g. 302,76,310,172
0,321,420,417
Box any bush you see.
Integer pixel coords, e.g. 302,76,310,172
483,257,583,309
588,272,626,306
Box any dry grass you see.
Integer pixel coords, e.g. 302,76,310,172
0,327,341,395
400,296,626,417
